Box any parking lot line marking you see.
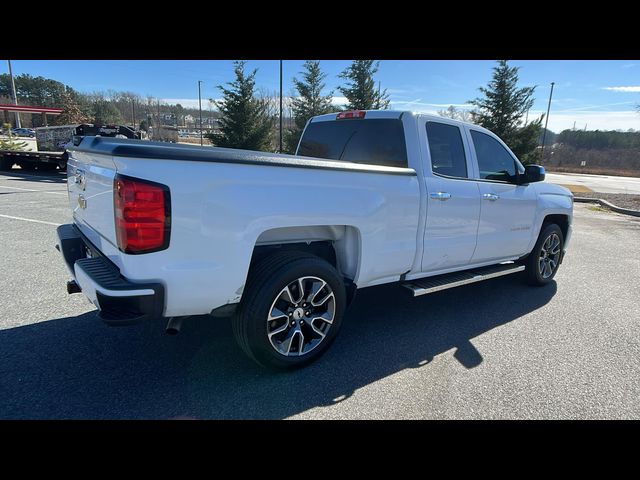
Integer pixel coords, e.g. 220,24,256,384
0,185,66,195
0,173,66,181
0,213,61,226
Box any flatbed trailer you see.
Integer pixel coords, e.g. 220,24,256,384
0,149,67,171
0,123,140,172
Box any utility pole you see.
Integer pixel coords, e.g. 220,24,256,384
279,60,283,153
540,81,555,162
7,60,21,128
131,98,136,129
198,80,203,146
209,99,213,137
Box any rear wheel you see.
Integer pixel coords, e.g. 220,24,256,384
232,251,346,369
525,223,564,286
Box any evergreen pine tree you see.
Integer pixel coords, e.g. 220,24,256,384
208,61,273,151
54,90,91,125
337,60,390,110
284,60,334,153
469,60,542,162
0,123,28,151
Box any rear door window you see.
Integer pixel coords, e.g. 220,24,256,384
425,121,468,178
298,118,408,168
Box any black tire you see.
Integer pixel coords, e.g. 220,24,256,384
525,223,564,286
233,251,346,370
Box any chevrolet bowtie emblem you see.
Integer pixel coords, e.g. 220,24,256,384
75,169,86,191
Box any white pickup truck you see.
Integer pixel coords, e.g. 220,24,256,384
56,110,573,369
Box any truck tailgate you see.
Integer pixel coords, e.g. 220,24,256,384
67,150,118,248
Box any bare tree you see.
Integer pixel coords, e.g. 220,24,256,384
437,105,474,123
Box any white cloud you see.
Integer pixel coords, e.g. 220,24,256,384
390,101,473,112
387,103,640,133
513,109,640,132
603,86,640,92
554,101,636,112
331,96,348,106
165,96,350,109
622,63,637,69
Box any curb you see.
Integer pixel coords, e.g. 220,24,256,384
574,197,640,218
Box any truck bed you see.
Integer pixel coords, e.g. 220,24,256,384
68,137,416,176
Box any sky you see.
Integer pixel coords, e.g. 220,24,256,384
3,59,640,133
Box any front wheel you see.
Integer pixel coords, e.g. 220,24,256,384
232,252,346,369
525,223,564,286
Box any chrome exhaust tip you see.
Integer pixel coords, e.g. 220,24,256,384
165,316,187,335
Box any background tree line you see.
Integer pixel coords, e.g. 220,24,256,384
556,129,640,150
0,74,220,130
542,129,640,176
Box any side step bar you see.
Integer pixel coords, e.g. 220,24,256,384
402,263,525,297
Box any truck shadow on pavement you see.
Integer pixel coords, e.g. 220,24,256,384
0,274,556,419
1,169,67,184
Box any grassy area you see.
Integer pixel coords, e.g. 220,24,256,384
177,137,213,146
558,184,594,194
587,205,608,213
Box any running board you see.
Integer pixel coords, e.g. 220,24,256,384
402,263,525,297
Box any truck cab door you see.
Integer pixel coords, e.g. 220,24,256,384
420,120,481,273
466,128,538,262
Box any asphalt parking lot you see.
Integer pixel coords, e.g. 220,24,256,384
1,170,639,419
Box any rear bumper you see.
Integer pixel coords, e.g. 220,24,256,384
56,224,165,325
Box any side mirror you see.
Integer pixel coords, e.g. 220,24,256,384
522,165,545,184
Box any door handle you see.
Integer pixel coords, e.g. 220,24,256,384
430,192,451,201
483,193,500,201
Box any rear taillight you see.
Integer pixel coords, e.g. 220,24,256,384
336,110,366,120
114,174,170,254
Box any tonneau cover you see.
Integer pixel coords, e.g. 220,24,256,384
67,136,416,176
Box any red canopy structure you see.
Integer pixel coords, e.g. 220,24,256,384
0,103,63,126
0,104,63,114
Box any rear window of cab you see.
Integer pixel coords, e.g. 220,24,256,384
297,118,408,168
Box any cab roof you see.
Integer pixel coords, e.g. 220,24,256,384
312,109,478,126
